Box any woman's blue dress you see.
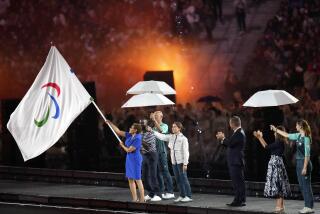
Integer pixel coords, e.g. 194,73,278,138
124,132,142,179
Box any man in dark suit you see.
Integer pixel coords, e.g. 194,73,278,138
216,116,246,207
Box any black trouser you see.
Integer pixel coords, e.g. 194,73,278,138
236,9,246,31
142,152,159,197
229,164,246,203
207,0,223,21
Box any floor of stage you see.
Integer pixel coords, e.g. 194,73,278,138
0,179,318,214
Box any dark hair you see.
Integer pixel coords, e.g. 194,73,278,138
297,119,312,143
140,120,152,132
173,121,184,131
275,126,287,143
230,116,241,127
132,123,142,134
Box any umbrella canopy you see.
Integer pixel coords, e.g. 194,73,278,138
122,93,175,108
127,80,176,95
197,95,222,103
243,90,299,107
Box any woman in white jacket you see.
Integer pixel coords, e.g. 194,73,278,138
151,122,192,203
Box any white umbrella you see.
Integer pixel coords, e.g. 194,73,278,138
127,80,176,95
122,93,175,108
243,90,299,107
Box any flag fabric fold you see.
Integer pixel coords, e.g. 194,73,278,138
7,46,91,161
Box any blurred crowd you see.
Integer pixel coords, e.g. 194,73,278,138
0,0,223,85
0,0,168,81
0,0,232,112
243,0,320,92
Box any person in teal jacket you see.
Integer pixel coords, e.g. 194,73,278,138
271,120,314,214
150,111,174,200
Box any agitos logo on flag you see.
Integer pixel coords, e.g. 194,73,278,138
34,82,61,127
7,46,92,161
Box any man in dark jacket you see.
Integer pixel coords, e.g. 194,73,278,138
216,116,246,207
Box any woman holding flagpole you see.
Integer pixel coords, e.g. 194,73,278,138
107,120,145,203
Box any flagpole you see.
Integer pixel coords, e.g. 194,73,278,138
90,99,122,143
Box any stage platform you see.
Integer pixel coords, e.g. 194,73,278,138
0,166,319,198
0,179,319,214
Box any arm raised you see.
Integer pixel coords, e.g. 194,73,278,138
106,120,126,137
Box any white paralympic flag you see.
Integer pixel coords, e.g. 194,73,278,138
7,46,91,161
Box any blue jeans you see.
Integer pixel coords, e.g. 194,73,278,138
157,152,174,194
172,164,192,198
296,159,314,208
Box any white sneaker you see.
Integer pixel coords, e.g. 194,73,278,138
181,196,193,203
299,207,314,213
150,195,162,202
144,195,151,201
164,193,175,199
174,196,183,202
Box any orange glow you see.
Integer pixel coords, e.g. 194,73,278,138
0,1,226,112
96,33,195,107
